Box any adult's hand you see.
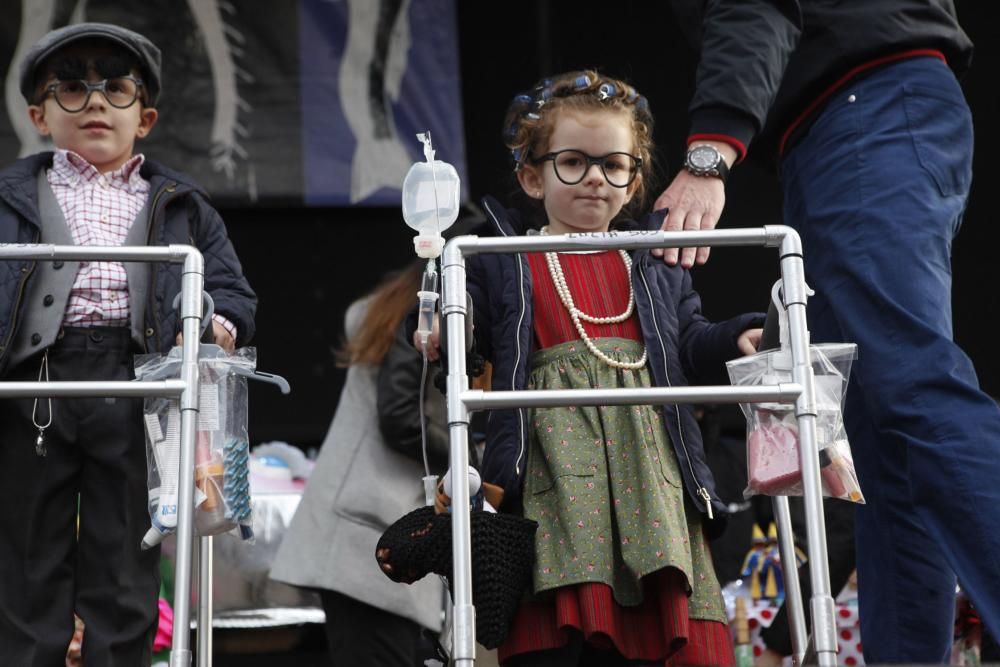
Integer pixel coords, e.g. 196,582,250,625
651,170,725,268
651,140,737,268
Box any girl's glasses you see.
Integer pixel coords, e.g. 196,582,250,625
532,149,642,188
40,76,144,113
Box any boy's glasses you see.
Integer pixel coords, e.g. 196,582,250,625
40,76,144,113
532,149,642,188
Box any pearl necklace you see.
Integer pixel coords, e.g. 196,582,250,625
540,226,648,370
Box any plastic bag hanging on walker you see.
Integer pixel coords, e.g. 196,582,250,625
725,280,865,503
133,295,290,549
135,345,257,547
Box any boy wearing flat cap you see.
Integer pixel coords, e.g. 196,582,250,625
0,22,256,665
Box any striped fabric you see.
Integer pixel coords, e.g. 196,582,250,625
526,250,641,348
498,567,734,665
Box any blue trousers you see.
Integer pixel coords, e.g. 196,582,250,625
781,56,1000,662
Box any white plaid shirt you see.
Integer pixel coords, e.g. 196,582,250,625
48,150,237,339
49,150,148,327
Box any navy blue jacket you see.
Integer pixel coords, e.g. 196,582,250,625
671,0,971,158
467,196,763,523
0,152,256,376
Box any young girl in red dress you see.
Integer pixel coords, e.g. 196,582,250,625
429,70,762,666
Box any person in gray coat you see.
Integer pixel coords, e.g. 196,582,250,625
270,261,447,666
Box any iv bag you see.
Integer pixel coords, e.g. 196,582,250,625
402,133,460,258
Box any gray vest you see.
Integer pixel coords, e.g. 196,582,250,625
7,172,152,367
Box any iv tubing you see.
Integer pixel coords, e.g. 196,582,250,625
419,337,431,478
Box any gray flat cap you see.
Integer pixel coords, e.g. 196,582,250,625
19,22,162,106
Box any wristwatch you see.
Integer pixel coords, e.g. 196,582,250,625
684,144,730,183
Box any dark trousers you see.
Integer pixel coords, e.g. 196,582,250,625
503,630,659,667
782,57,1000,661
320,589,422,667
0,328,160,667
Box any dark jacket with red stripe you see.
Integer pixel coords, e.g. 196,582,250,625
462,195,763,526
670,0,973,159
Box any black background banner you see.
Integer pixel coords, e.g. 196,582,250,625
0,0,466,207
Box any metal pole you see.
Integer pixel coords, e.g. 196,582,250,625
459,227,771,255
778,232,837,666
170,247,206,667
442,240,476,666
772,495,808,664
441,239,476,667
0,379,185,397
197,536,214,666
0,243,198,262
462,384,803,410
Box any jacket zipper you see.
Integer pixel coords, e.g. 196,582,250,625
636,257,714,519
482,200,529,478
143,182,178,353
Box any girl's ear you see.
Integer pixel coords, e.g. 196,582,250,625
517,164,545,200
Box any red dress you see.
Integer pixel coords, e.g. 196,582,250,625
497,251,735,666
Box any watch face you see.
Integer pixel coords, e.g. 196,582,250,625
688,145,719,169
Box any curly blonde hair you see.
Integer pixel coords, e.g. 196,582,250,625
502,70,655,214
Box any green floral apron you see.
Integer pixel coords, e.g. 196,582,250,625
523,338,726,622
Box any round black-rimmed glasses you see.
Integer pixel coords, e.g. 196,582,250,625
532,149,642,188
40,76,144,113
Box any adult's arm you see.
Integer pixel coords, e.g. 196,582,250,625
654,0,802,267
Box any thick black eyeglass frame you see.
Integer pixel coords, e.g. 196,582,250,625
531,149,643,188
40,76,145,113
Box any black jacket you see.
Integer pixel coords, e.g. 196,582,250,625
377,322,450,473
459,196,763,523
0,152,256,375
671,0,973,158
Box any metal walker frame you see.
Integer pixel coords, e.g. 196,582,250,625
438,226,837,666
0,243,216,667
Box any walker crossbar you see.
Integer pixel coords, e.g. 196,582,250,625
0,380,186,397
462,384,804,410
0,243,206,667
440,225,834,667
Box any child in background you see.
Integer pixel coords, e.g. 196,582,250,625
425,70,762,665
0,23,255,666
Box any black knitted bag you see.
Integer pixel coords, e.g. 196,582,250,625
376,506,538,649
